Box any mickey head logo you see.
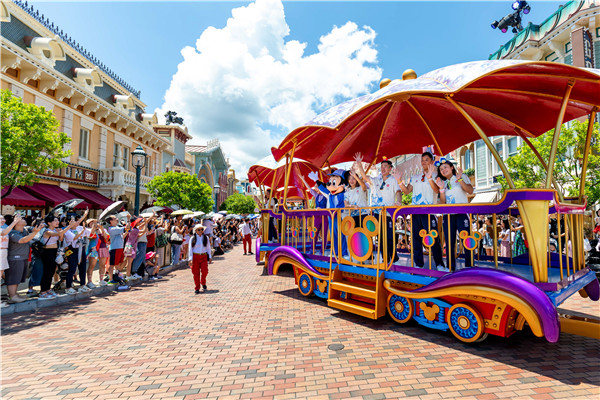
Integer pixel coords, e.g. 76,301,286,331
291,227,298,238
420,302,440,321
419,229,438,248
459,230,482,251
308,226,317,240
341,215,379,262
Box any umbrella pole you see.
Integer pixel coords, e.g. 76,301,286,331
546,81,575,189
446,96,515,189
283,144,297,205
517,133,564,201
253,170,265,202
579,109,597,202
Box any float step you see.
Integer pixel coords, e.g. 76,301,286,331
328,299,376,319
330,281,377,299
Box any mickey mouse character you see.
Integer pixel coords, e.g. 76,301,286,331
309,169,348,258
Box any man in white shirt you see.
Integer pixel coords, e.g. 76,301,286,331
188,224,212,294
399,152,445,268
202,218,215,237
239,219,253,256
354,153,402,263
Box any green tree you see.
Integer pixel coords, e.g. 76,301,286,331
219,193,257,214
1,89,71,198
497,120,600,206
146,171,213,212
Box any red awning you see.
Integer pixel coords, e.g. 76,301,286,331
1,186,46,207
68,188,114,209
21,183,92,209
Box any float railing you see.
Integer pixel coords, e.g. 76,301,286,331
272,189,586,284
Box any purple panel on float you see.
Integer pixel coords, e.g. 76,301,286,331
584,278,600,301
255,237,261,263
410,268,560,342
268,246,328,279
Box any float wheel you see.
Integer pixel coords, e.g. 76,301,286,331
387,294,413,324
448,303,484,343
475,332,489,343
298,273,314,296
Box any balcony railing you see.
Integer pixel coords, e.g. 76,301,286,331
100,167,152,192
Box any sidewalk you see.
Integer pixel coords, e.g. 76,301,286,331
2,242,599,400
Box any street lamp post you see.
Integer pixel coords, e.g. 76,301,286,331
214,185,220,212
131,145,147,215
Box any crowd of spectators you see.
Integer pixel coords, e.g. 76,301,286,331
0,209,259,305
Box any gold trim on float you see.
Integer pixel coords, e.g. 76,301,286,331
446,95,515,188
405,100,444,156
546,81,575,188
373,103,396,163
462,87,599,109
323,102,389,167
515,199,550,282
579,109,597,202
272,257,329,281
559,313,600,340
485,72,600,84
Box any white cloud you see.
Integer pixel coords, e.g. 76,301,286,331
157,0,381,178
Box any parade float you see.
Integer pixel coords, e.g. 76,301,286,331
249,60,600,343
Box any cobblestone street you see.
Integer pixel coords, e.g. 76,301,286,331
2,247,599,400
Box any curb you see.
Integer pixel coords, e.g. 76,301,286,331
1,262,188,316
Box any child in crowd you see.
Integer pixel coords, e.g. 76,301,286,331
145,251,162,281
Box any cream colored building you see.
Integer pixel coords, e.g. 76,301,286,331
1,0,172,212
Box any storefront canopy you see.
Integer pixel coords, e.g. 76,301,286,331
22,183,91,209
68,188,114,209
1,186,46,208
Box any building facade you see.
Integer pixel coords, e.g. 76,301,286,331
1,0,173,213
1,1,233,215
186,139,230,211
477,0,600,201
153,124,194,174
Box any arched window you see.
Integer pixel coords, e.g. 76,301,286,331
464,149,471,170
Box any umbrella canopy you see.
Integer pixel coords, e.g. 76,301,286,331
115,211,131,222
248,155,325,196
201,212,215,220
49,199,84,217
142,205,171,214
98,201,126,221
218,210,228,215
213,213,224,221
171,209,194,216
183,211,205,220
271,60,600,167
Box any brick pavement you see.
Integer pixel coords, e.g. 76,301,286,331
1,244,599,400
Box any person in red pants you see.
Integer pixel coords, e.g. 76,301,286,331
239,218,253,255
188,225,212,294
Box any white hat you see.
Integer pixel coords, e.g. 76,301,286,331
194,224,205,231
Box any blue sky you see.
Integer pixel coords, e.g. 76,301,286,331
30,0,563,174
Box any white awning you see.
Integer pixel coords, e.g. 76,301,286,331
471,191,498,203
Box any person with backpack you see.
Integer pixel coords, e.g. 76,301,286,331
188,224,212,294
